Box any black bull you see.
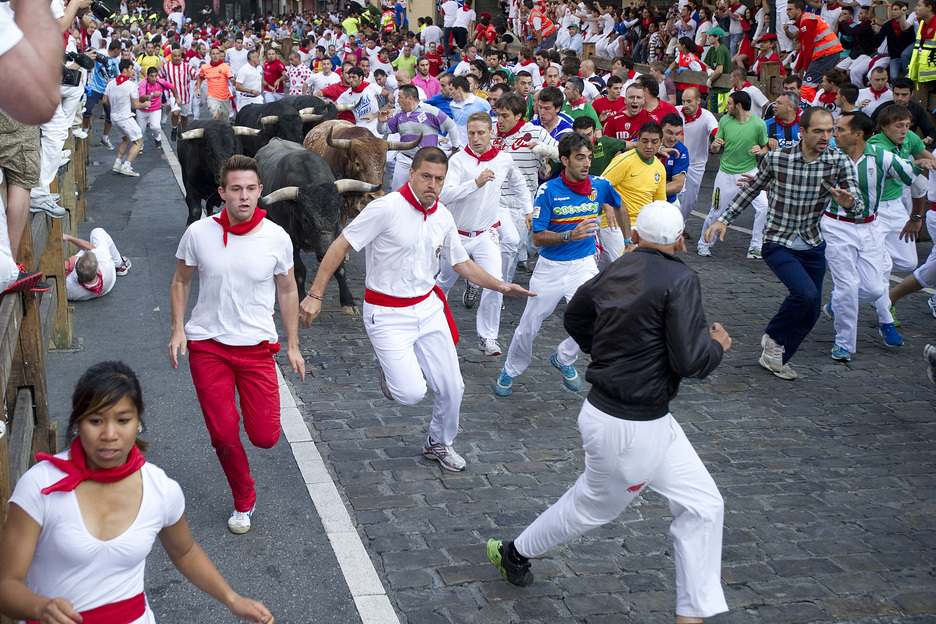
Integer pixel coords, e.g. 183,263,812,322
255,138,380,313
235,99,347,157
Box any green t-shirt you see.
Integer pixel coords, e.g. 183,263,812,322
391,53,418,78
524,95,534,121
589,136,630,174
716,114,768,174
562,102,601,128
703,44,731,94
342,17,360,34
868,131,925,200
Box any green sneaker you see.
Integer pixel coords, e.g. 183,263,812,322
486,539,534,587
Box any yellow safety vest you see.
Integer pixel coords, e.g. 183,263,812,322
909,18,936,82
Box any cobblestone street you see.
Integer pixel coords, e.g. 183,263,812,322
290,163,936,623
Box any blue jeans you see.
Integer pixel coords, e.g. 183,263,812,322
900,45,914,78
762,241,827,363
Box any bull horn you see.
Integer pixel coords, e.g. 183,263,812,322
179,128,204,140
334,179,382,194
260,186,300,204
299,107,326,122
387,133,423,151
335,98,360,112
326,127,353,150
232,126,261,136
260,115,279,125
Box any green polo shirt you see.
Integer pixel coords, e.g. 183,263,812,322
868,131,925,201
589,136,630,174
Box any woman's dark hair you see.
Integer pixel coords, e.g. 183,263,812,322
678,37,697,55
470,58,492,89
68,361,148,451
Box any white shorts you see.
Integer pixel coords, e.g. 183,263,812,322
112,116,142,142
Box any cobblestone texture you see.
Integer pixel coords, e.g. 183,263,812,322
287,160,936,623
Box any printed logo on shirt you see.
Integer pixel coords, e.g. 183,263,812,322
588,189,597,201
533,206,541,219
654,173,661,182
417,112,427,123
435,245,442,259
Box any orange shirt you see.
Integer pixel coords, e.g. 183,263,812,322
199,62,233,100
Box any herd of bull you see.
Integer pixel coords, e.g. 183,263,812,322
177,96,422,313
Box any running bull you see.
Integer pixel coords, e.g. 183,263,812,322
235,100,340,157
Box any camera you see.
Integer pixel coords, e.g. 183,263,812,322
65,51,96,71
89,0,112,21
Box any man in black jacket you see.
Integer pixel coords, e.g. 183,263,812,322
487,201,732,624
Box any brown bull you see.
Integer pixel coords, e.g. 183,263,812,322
303,120,421,219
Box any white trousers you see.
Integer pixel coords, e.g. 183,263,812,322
822,216,890,353
597,225,625,269
515,401,728,619
913,212,936,288
363,296,464,446
391,152,412,191
436,230,503,340
504,255,597,378
697,168,768,252
136,109,163,141
678,161,707,221
878,197,918,274
0,171,21,291
497,206,521,283
32,84,84,200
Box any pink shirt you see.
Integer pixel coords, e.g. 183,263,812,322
138,78,173,113
412,74,441,99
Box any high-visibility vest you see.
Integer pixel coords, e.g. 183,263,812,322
801,13,843,59
527,7,556,38
909,18,936,82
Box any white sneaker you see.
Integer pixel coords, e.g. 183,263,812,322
758,333,784,373
100,136,115,150
422,437,466,471
119,162,140,177
479,337,502,356
60,149,71,161
72,128,88,139
112,160,123,172
928,294,936,319
697,245,712,257
227,506,255,534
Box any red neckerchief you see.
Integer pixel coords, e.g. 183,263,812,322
497,118,526,137
826,1,839,8
80,271,105,295
35,438,146,495
775,110,801,128
627,69,637,80
870,85,889,99
742,81,753,88
561,170,593,197
351,81,371,93
210,59,223,66
818,90,837,105
730,2,743,10
462,4,471,10
213,207,267,246
116,75,130,85
519,59,535,68
299,46,309,53
682,105,702,123
464,145,500,165
399,182,438,220
569,96,587,107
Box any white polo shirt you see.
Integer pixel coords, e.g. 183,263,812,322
439,149,533,231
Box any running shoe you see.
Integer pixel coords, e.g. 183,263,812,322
119,162,140,177
494,368,513,396
927,295,936,319
116,256,131,276
487,539,534,587
925,344,936,385
227,505,255,534
463,282,479,309
28,197,66,219
155,140,162,150
830,345,851,362
878,322,903,347
100,136,114,150
758,333,785,374
3,270,44,295
112,160,123,172
479,337,502,356
422,436,466,471
772,363,798,380
746,247,762,259
550,352,582,391
72,127,88,139
821,303,835,322
170,127,178,142
697,245,711,257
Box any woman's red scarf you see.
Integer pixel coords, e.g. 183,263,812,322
214,207,266,246
464,145,500,165
35,438,146,495
399,182,438,220
561,170,592,197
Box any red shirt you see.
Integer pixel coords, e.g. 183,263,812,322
263,59,286,93
592,96,626,120
646,99,679,125
603,109,652,141
425,52,442,77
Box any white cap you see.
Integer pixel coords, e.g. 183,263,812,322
634,201,684,246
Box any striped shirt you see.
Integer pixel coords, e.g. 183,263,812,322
491,121,558,209
721,143,863,248
827,143,916,219
763,116,801,149
377,103,459,157
159,63,197,105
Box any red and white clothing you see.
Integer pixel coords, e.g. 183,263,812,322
159,60,197,115
10,458,185,621
285,63,313,95
336,82,383,134
176,217,293,512
344,188,470,446
677,105,719,219
65,228,123,301
857,85,893,116
603,109,652,141
307,69,342,94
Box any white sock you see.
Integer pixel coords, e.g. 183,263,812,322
115,158,122,166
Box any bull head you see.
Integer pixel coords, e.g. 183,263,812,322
261,186,300,204
299,107,326,122
387,133,423,151
179,128,205,140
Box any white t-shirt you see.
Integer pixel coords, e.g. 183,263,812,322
858,87,893,115
343,190,469,297
167,11,183,30
729,4,746,34
225,47,250,76
439,150,532,230
176,217,293,345
10,458,185,618
66,247,117,301
441,0,460,28
678,105,720,166
308,70,342,93
371,58,394,77
236,63,263,106
452,60,473,76
421,25,443,47
338,83,384,134
104,78,138,122
453,7,476,29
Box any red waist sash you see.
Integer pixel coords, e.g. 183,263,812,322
29,592,145,624
365,287,460,345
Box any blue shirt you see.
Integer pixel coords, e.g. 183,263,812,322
532,176,621,261
532,114,574,141
663,141,690,202
425,94,453,118
90,55,120,94
394,2,408,28
764,117,801,149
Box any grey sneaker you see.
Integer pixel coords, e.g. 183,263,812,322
28,197,66,219
422,437,466,471
479,337,502,356
759,333,784,373
100,136,115,150
925,344,936,385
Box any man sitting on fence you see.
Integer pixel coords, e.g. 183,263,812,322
63,229,131,302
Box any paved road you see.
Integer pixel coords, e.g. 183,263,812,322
45,119,936,623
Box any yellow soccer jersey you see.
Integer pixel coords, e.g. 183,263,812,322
601,150,667,225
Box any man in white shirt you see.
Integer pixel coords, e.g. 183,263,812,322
64,229,130,301
307,57,342,95
371,46,395,78
677,87,719,221
337,65,385,135
451,45,479,76
235,49,264,109
299,147,532,472
421,16,443,48
729,68,769,118
170,155,304,534
441,0,460,56
857,66,894,116
452,0,477,51
167,5,184,31
437,113,532,356
225,35,250,76
103,59,150,177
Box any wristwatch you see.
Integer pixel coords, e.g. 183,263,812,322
560,230,572,243
911,214,923,221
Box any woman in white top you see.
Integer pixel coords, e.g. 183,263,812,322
0,361,273,624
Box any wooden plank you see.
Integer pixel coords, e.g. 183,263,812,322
30,212,50,269
39,280,57,351
39,214,72,348
0,295,23,394
11,288,52,459
582,42,595,60
8,387,35,484
0,423,10,528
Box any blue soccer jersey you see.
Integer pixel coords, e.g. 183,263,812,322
663,141,690,203
532,175,621,262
